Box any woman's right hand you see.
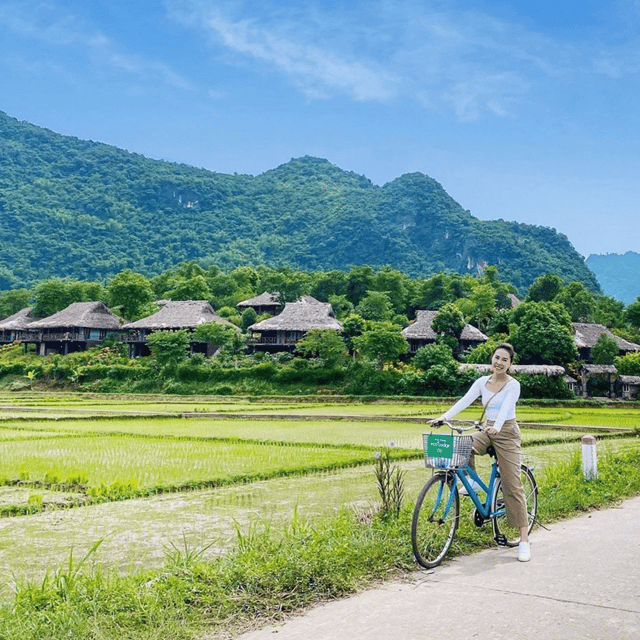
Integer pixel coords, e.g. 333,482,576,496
429,415,447,426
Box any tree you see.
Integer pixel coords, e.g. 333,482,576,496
240,307,258,332
107,271,154,321
295,329,347,367
327,294,353,320
527,273,563,302
33,278,75,316
412,273,453,309
509,301,578,366
625,298,640,329
615,352,640,376
413,343,454,370
191,322,239,350
356,291,393,321
554,281,596,322
353,321,408,369
166,275,212,302
432,303,466,346
456,283,496,332
592,295,625,328
591,333,619,365
0,289,31,317
146,330,189,373
372,265,409,314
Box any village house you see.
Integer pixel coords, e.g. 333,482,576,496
123,300,238,357
402,310,488,356
236,292,282,317
578,364,618,399
18,302,125,355
572,322,640,362
618,375,640,400
248,295,342,352
0,307,38,345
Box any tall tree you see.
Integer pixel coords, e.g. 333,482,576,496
108,271,154,321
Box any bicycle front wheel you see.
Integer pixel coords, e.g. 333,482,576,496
411,473,460,569
491,464,538,547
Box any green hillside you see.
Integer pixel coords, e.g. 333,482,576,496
586,252,640,304
0,110,599,294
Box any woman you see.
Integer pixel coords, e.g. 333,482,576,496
434,343,531,562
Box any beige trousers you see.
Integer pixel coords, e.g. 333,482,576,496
470,418,528,529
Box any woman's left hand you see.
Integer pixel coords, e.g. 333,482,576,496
485,427,498,436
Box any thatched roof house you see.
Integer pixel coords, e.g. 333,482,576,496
248,296,342,352
123,300,236,331
0,307,38,343
402,310,488,354
236,292,281,316
24,302,125,355
619,375,640,399
28,302,124,331
123,301,238,357
573,323,640,362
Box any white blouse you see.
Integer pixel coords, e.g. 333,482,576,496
443,375,520,432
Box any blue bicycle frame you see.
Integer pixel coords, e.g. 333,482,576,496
439,460,506,521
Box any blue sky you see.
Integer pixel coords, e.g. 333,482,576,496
1,0,639,259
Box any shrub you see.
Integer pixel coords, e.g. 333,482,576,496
516,374,575,399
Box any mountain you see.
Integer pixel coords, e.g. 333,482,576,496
586,252,640,304
0,110,599,294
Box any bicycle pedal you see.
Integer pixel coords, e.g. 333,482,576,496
494,533,508,547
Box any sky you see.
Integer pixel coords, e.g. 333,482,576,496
1,0,639,259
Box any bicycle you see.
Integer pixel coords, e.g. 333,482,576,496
411,419,538,569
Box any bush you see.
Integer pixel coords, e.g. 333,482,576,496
516,374,575,399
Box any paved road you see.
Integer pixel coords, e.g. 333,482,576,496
237,496,640,640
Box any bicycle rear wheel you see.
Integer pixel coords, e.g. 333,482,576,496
491,464,538,547
411,473,460,568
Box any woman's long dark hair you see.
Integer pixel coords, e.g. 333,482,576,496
492,342,515,364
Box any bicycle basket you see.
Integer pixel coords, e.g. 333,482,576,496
423,433,473,469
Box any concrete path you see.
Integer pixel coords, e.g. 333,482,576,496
237,496,640,640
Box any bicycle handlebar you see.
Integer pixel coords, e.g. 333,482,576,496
429,419,484,434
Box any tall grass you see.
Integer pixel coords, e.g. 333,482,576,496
1,448,639,640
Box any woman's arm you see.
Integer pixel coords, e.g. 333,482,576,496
442,377,484,421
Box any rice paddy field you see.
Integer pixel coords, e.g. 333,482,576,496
0,391,638,594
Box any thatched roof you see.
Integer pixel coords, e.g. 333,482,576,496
28,302,124,330
236,292,281,308
0,307,37,330
580,364,618,375
249,296,342,332
402,310,488,342
460,363,566,376
619,375,640,385
573,323,640,353
123,301,237,330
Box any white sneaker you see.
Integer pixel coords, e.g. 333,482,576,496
518,541,531,562
458,479,483,496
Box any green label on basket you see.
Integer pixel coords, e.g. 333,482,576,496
426,434,454,459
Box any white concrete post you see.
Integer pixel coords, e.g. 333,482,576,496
581,435,597,480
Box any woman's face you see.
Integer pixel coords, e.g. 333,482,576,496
491,348,512,374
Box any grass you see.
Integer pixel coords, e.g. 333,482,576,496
0,393,638,638
0,445,639,640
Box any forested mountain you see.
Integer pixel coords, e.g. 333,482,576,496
586,252,640,304
0,110,599,295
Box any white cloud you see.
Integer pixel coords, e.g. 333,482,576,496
168,3,399,102
166,0,568,119
0,1,193,91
